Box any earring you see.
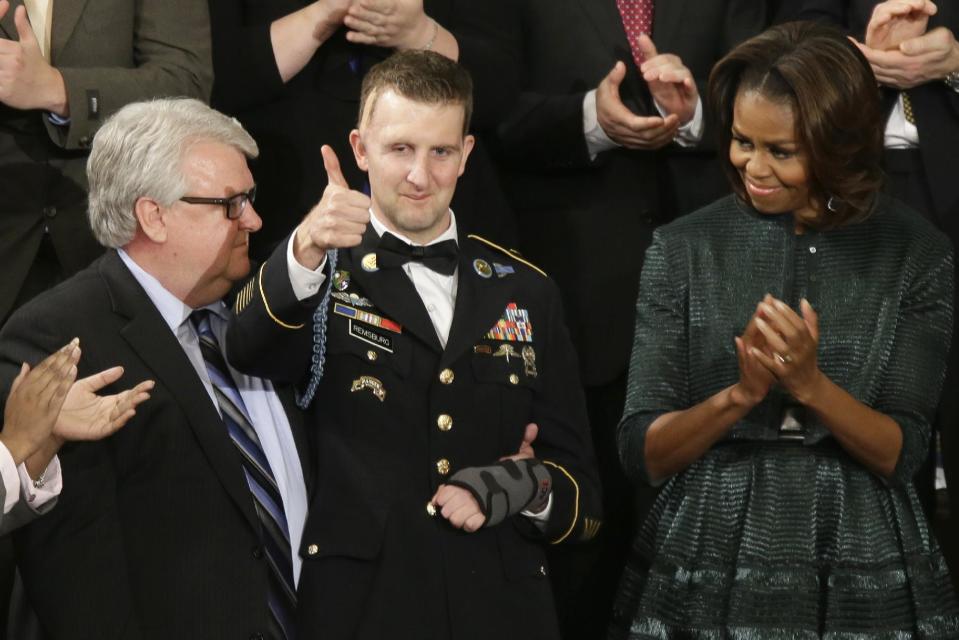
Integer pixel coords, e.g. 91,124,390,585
826,196,839,212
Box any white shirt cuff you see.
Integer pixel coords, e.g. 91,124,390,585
0,443,19,514
17,456,62,513
655,95,704,147
583,90,620,159
286,234,329,301
521,491,553,523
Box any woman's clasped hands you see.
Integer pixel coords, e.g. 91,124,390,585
733,294,824,407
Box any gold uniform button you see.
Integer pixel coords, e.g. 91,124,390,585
426,502,438,517
436,458,451,475
307,544,319,556
437,414,453,432
439,368,455,384
509,374,520,385
367,350,378,362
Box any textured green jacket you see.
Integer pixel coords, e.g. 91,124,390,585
618,195,954,487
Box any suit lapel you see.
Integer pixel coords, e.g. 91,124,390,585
0,0,22,40
441,249,515,369
347,231,443,354
101,252,260,533
50,0,89,61
575,0,651,111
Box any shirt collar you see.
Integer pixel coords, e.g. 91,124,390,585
369,208,459,247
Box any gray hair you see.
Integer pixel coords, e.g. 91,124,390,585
87,98,259,248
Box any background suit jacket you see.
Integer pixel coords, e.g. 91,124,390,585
226,232,602,639
209,0,522,260
0,0,212,320
0,251,311,640
495,0,767,387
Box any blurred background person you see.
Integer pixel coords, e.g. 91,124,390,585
492,1,768,636
791,0,959,592
611,22,959,637
209,0,520,260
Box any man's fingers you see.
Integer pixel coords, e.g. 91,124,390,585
321,144,349,189
900,27,951,55
521,422,538,448
0,0,9,23
463,513,486,533
602,61,627,92
636,33,658,61
13,5,37,45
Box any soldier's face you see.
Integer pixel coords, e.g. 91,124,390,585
350,90,474,244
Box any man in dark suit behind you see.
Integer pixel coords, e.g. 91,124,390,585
0,98,310,640
492,2,768,636
0,0,212,323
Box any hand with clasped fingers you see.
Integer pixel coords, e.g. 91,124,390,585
748,296,824,406
852,0,959,90
596,34,698,151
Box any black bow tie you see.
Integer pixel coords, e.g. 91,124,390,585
376,232,459,276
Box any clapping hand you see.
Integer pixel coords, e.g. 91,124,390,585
343,0,433,50
750,296,823,405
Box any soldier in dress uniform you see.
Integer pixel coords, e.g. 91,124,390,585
225,50,602,639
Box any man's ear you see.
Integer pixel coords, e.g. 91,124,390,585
458,134,476,177
349,129,369,172
134,197,167,243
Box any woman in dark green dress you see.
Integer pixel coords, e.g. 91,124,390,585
610,22,959,638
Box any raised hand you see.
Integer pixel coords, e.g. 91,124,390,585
293,144,372,270
0,1,67,113
596,61,680,150
865,0,936,51
637,35,698,126
55,367,154,442
343,0,433,50
0,339,80,464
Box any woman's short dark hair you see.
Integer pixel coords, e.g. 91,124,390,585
708,21,883,228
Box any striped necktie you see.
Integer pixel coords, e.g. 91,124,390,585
190,310,296,640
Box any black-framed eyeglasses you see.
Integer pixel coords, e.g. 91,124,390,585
179,185,257,220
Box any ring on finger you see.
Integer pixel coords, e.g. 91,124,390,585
774,352,793,365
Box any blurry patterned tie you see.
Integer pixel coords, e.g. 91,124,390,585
616,0,655,68
190,310,296,640
901,92,916,125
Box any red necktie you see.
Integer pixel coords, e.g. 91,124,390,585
616,0,654,68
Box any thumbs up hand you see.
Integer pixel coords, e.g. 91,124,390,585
292,145,372,270
0,1,68,113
